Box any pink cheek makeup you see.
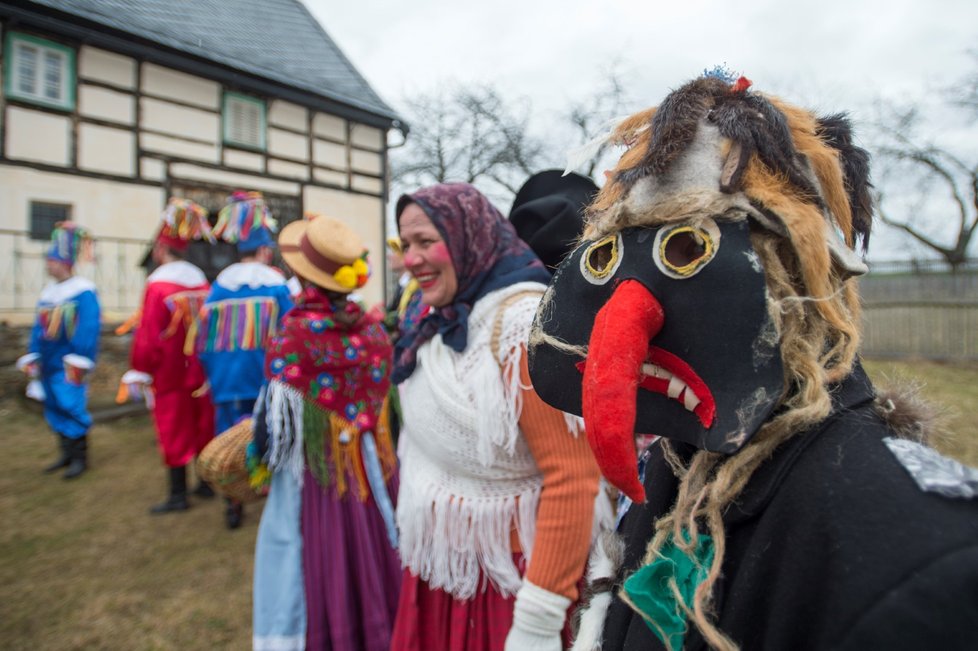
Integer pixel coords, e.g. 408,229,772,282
427,241,452,266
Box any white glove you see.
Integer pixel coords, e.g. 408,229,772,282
15,353,40,376
121,370,153,385
26,379,46,401
504,580,571,651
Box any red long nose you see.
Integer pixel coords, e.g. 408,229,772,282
582,280,664,504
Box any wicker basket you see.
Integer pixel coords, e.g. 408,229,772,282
197,418,265,504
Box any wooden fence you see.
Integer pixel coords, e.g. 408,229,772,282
860,260,978,360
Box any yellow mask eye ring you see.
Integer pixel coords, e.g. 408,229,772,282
652,220,721,279
580,233,624,285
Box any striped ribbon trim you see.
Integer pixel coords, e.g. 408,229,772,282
37,302,78,341
198,298,280,353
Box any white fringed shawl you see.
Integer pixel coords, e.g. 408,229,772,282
396,282,588,600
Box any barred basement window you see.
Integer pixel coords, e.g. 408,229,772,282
223,92,266,150
4,32,76,111
30,202,72,241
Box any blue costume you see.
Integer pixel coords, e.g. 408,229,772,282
199,262,293,432
29,276,101,437
22,222,101,479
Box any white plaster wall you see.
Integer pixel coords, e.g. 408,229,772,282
268,158,309,180
313,113,346,141
141,97,219,142
5,107,70,166
313,168,347,187
268,128,308,161
78,123,135,176
140,132,219,164
303,185,385,306
169,163,301,196
0,166,163,237
141,157,166,181
351,124,384,151
351,149,383,175
79,46,136,89
224,149,264,172
141,63,220,109
313,139,346,169
79,84,135,125
269,100,306,131
0,166,161,320
351,175,383,195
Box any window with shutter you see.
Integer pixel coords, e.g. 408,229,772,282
223,92,266,150
4,32,75,110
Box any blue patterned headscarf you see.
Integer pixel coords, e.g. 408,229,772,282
391,183,550,384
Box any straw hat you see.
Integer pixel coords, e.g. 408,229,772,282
279,215,370,293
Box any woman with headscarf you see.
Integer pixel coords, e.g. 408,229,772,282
250,215,400,651
390,183,611,651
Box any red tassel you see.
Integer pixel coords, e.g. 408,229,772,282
732,76,752,93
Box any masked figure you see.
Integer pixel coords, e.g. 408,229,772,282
529,72,978,651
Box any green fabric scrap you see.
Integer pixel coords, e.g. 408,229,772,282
622,532,715,650
302,400,332,487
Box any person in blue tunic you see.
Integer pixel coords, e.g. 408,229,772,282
19,222,101,479
199,191,293,528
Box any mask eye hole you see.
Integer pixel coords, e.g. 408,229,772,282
580,234,623,285
653,220,720,279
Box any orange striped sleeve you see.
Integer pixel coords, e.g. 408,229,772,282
518,350,601,601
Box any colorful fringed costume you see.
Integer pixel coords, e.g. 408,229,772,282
131,261,214,467
199,263,293,432
200,191,291,434
29,275,101,439
251,285,400,651
20,221,101,479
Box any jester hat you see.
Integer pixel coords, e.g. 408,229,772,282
156,197,214,251
213,191,278,253
528,72,873,502
47,221,94,267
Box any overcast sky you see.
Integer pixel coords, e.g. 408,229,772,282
305,0,977,260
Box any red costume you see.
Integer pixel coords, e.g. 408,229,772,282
131,261,215,467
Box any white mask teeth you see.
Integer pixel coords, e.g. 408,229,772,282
641,363,672,380
667,375,685,399
683,389,701,412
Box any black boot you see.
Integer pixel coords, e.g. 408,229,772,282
63,436,87,480
150,466,190,514
192,456,216,498
225,498,244,530
43,434,70,474
193,479,216,499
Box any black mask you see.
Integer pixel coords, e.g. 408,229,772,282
528,216,785,502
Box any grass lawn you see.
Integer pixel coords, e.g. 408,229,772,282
0,406,258,650
1,357,975,650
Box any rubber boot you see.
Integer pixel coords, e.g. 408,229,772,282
43,434,70,474
150,466,190,514
225,498,244,530
63,436,87,480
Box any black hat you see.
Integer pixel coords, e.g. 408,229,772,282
509,170,599,274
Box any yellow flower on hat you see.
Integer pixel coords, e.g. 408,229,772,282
352,258,369,277
334,266,358,289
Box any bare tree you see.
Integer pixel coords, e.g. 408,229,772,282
391,83,545,203
871,101,978,270
947,49,978,120
565,62,631,179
